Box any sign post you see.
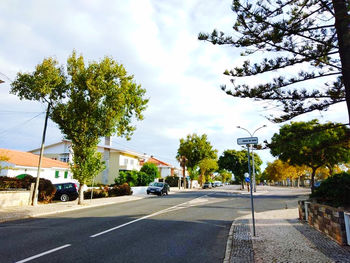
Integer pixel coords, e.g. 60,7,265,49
237,137,257,236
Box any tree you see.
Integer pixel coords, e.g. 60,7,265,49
269,120,350,192
187,165,199,189
198,158,218,186
49,51,148,204
11,58,68,205
177,133,217,169
217,169,232,183
264,159,308,186
199,1,350,124
218,149,262,189
140,162,160,181
176,133,218,188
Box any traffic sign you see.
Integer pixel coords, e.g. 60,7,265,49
237,137,258,145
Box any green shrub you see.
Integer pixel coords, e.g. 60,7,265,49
0,175,56,203
84,188,109,199
115,170,156,186
108,183,132,196
140,163,159,181
165,176,179,187
310,172,350,208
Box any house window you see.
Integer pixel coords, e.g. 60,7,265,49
124,159,128,165
130,159,134,165
55,171,59,178
60,157,69,163
64,171,68,179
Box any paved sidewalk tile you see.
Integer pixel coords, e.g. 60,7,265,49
229,219,254,263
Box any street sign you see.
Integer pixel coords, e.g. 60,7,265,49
237,137,258,145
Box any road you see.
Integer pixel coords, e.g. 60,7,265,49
0,186,309,263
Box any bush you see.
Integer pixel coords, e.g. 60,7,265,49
83,188,109,199
140,163,159,180
109,183,132,196
115,170,156,186
0,175,56,203
84,183,132,199
310,172,350,208
165,176,179,187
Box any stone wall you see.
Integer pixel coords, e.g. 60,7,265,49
298,200,348,245
0,190,31,208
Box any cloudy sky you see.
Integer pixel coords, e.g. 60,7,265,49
0,0,347,169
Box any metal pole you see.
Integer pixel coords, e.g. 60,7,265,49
32,102,51,206
252,149,256,192
247,145,256,236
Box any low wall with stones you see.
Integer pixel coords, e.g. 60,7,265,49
0,190,31,208
298,200,348,245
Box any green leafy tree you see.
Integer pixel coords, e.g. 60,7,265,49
140,162,160,181
269,120,350,192
187,165,199,188
198,158,218,186
199,0,350,123
49,51,148,204
218,170,233,183
177,133,218,170
218,150,262,189
11,57,69,205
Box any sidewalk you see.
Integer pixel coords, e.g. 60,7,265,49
226,208,350,263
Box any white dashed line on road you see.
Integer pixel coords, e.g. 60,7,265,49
15,244,71,263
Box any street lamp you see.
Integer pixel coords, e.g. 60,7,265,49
237,125,266,192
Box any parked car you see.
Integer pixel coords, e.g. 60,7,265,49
147,182,170,196
213,181,223,187
203,182,212,189
54,182,79,202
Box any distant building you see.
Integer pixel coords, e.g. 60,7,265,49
0,148,72,184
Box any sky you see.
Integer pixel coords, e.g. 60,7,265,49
0,0,347,170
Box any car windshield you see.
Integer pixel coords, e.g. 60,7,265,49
153,183,164,187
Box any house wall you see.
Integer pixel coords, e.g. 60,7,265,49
2,165,72,184
30,142,72,163
160,167,171,178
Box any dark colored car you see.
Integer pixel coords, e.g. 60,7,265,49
147,182,170,196
54,182,79,202
203,182,212,189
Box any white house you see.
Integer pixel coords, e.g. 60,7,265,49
0,148,72,184
29,138,148,185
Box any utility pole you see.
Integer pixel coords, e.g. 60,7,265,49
180,156,187,189
32,102,51,206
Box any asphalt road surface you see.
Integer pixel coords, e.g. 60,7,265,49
0,186,309,263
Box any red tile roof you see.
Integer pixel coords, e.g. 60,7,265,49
146,157,172,167
0,148,69,168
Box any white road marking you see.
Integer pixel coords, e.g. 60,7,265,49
15,244,71,263
90,194,226,238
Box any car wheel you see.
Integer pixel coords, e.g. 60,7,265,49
158,192,162,196
60,194,69,202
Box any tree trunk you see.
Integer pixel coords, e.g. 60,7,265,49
78,184,84,205
333,0,350,124
241,180,244,189
311,168,317,194
297,176,300,188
